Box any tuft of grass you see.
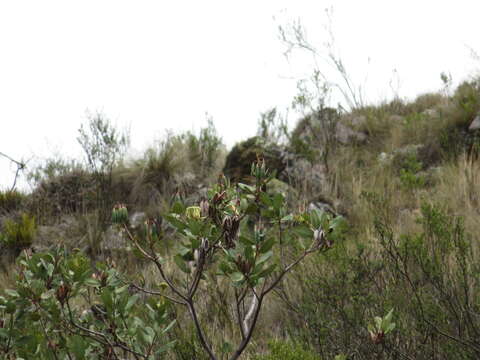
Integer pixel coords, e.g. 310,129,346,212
1,213,36,253
0,189,25,214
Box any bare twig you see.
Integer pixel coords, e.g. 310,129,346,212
0,151,26,191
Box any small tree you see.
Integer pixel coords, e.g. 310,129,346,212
77,111,129,224
113,159,347,359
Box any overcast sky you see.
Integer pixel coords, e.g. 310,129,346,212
1,0,479,190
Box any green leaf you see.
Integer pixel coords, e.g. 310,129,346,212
161,319,176,334
309,209,323,229
244,245,255,263
259,237,275,253
239,235,254,246
84,277,100,287
68,335,88,359
238,183,255,193
385,322,396,334
218,262,233,275
255,250,273,266
280,214,293,222
255,263,276,278
165,215,187,231
259,192,272,206
100,288,114,313
174,254,191,274
5,289,19,298
115,285,129,295
125,294,139,312
272,193,284,211
156,340,177,355
230,272,244,283
171,201,185,215
384,308,394,323
291,225,313,238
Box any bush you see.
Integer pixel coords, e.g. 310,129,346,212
282,196,480,359
111,159,346,359
29,168,96,223
0,213,36,253
0,190,24,214
253,340,321,360
0,249,175,359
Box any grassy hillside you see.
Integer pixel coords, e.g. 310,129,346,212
1,77,480,359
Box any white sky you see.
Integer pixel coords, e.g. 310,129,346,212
1,0,479,190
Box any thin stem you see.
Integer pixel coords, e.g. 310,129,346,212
187,300,217,360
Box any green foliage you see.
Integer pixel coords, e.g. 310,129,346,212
253,340,321,360
399,152,426,189
0,213,36,252
257,108,289,144
281,192,480,359
0,248,175,359
367,309,396,344
29,168,96,223
0,190,24,214
186,117,224,178
113,159,345,360
77,111,130,225
77,111,129,176
129,121,224,207
453,80,480,124
27,156,84,187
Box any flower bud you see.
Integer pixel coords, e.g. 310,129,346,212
313,228,325,247
200,199,210,218
186,206,201,220
56,282,70,306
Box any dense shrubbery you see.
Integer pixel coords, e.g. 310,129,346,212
0,190,25,214
0,213,36,254
2,66,480,359
1,160,346,359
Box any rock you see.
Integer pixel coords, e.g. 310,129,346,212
348,115,367,127
335,122,367,144
468,114,480,132
267,178,295,198
129,211,147,229
422,108,438,117
102,225,127,251
378,152,392,164
292,108,367,148
282,159,329,198
389,115,404,123
308,200,338,217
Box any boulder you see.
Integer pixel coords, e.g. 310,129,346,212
223,136,288,183
129,211,147,229
308,201,337,217
102,225,127,252
468,114,480,132
292,108,367,148
336,122,367,144
282,158,329,199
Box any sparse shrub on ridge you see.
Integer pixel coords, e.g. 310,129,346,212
0,213,36,254
0,190,24,214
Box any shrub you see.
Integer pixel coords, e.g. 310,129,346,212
398,152,426,189
0,213,36,253
29,168,96,223
77,111,130,225
186,117,224,179
112,159,346,359
253,340,321,360
0,249,175,359
0,190,24,214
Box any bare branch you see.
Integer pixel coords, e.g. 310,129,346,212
0,151,26,191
